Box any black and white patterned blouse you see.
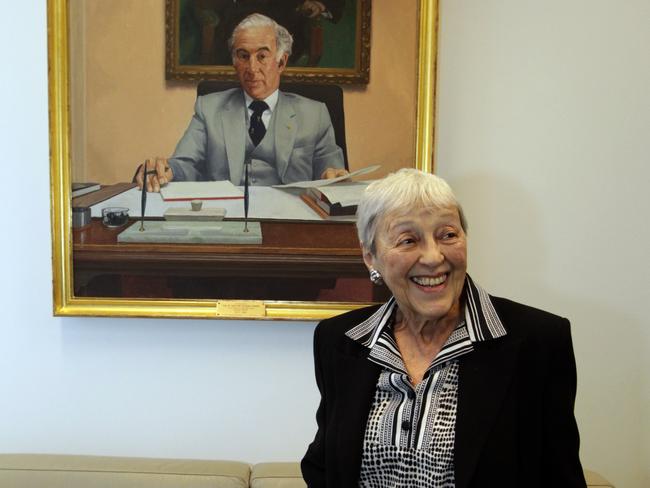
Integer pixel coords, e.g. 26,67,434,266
345,276,507,487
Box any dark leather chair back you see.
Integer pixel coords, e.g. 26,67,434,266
197,81,348,169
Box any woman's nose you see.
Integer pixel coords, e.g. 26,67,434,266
419,238,445,265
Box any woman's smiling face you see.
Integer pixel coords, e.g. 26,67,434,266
364,206,467,323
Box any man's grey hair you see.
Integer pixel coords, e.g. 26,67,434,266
356,168,468,255
228,13,293,61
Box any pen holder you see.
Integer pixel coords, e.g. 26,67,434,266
102,207,129,228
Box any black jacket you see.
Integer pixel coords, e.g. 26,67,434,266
301,296,586,487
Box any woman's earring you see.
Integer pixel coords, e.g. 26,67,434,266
369,268,384,285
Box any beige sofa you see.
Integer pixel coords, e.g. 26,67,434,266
0,454,613,487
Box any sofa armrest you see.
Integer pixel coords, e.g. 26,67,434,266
0,454,250,488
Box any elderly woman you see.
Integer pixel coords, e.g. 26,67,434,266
301,169,586,487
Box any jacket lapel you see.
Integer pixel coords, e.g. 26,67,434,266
334,335,382,487
454,336,522,488
221,90,247,185
274,91,297,182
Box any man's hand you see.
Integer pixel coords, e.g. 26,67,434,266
298,1,327,18
135,157,174,192
320,167,349,180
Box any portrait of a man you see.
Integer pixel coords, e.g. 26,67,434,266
138,13,348,192
60,0,421,309
69,1,411,192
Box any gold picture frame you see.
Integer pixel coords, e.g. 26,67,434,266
48,0,439,320
165,0,372,84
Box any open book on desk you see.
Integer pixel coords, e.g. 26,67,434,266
72,182,100,198
72,182,136,208
300,181,369,220
160,181,244,202
272,164,380,189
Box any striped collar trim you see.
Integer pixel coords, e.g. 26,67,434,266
345,275,507,349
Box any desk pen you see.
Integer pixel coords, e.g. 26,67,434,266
243,160,251,232
139,166,170,231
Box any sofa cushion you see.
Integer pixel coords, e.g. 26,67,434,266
0,454,614,488
0,454,250,488
250,462,306,488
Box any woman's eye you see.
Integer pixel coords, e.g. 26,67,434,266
398,238,415,246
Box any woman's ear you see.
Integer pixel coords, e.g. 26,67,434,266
361,243,375,271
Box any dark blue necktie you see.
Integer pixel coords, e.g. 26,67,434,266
248,100,269,146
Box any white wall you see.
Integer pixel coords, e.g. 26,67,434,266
0,0,319,465
435,1,650,487
0,1,647,487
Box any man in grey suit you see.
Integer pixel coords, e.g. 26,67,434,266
136,13,347,192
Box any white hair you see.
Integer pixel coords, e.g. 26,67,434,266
228,13,293,61
356,168,467,254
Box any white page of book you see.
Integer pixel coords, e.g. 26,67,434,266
272,164,380,189
315,182,369,207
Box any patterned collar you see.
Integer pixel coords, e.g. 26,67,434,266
345,275,507,375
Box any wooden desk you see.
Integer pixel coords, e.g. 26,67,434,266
73,219,389,302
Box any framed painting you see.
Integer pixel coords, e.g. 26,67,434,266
48,0,439,320
165,0,371,84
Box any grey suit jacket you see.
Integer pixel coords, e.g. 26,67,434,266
167,88,345,185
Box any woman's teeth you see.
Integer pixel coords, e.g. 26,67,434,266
411,275,446,287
